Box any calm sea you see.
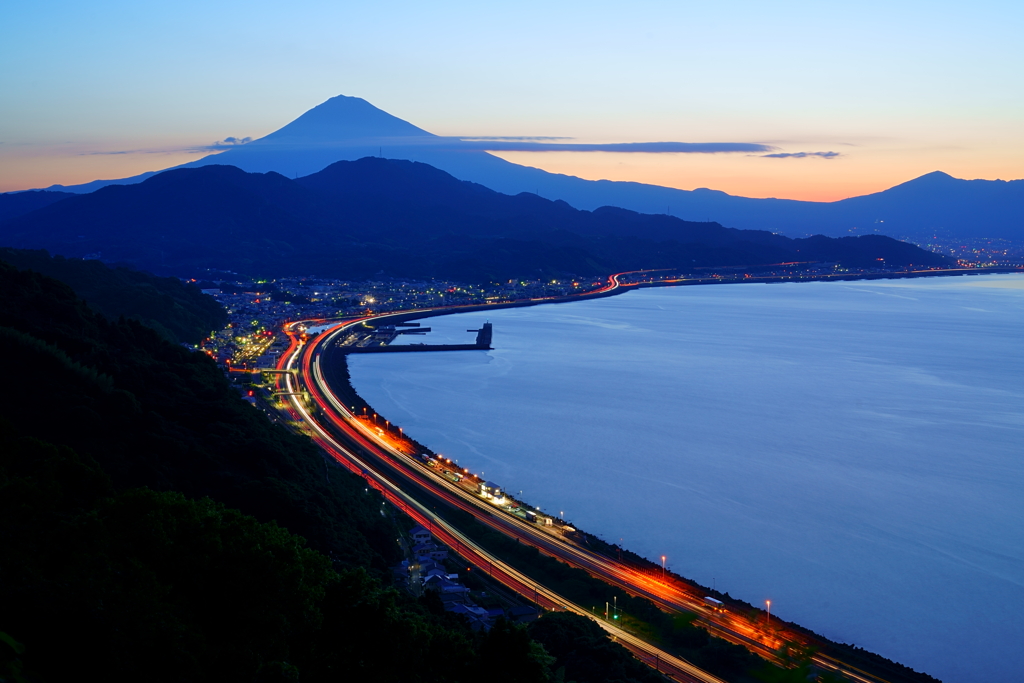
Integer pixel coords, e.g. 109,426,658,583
348,274,1024,682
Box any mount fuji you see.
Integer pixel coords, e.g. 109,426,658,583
31,95,1024,241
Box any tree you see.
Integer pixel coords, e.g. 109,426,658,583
478,618,554,683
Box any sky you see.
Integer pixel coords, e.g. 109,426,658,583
2,0,1021,200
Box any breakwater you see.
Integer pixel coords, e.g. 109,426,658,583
342,322,493,354
344,274,1024,682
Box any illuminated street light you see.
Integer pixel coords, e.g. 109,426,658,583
766,600,771,627
661,555,666,578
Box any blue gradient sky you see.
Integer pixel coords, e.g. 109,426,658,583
2,0,1021,199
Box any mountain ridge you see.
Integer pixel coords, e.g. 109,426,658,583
21,95,1022,241
1,157,950,282
266,94,434,141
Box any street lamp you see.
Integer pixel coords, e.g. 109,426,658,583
766,600,771,627
661,555,666,578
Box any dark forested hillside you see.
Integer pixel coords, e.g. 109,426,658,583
0,425,567,683
0,260,679,683
0,248,225,344
1,159,951,282
0,259,393,568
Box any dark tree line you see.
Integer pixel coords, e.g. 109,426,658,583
0,247,226,344
0,259,690,683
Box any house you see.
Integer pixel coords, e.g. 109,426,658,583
409,525,432,545
419,560,447,579
448,603,494,631
438,590,472,607
412,542,437,561
423,575,471,605
422,575,468,594
391,560,410,586
478,481,502,500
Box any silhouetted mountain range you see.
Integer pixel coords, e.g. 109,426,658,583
29,95,1023,241
0,189,75,223
1,158,948,281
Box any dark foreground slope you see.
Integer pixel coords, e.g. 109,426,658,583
0,260,675,683
2,159,950,281
1,427,563,683
0,259,396,570
0,247,225,344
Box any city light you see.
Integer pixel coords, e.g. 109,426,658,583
217,264,1013,683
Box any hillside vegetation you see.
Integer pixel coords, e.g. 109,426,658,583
0,259,677,683
0,247,225,344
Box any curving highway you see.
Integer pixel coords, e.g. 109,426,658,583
275,272,899,683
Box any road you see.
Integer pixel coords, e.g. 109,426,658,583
277,326,727,683
275,271,907,683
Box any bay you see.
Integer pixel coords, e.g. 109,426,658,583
348,274,1024,682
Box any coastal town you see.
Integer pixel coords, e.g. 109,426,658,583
196,275,600,366
194,255,1022,369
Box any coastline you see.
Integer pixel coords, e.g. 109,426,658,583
350,265,1024,329
305,267,1020,681
313,335,943,683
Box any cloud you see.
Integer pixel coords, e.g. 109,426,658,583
459,136,572,142
456,139,775,154
176,136,256,153
207,136,252,149
337,136,776,154
73,137,254,157
78,149,182,156
761,151,841,159
79,141,254,156
73,135,777,158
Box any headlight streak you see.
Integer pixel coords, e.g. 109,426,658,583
276,277,891,683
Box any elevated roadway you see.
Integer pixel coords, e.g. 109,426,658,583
277,271,904,683
279,331,726,683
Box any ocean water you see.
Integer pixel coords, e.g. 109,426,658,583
347,275,1024,682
